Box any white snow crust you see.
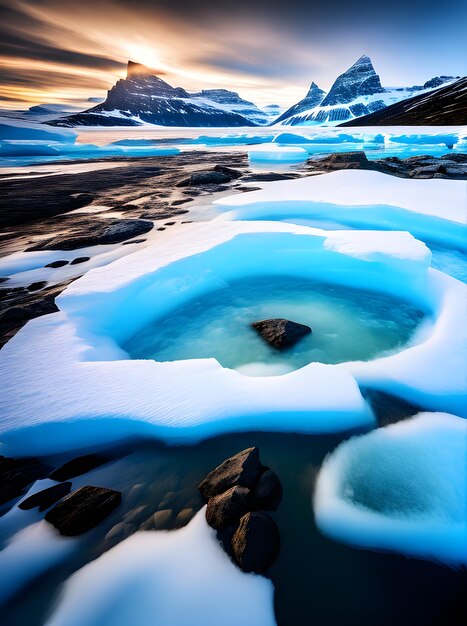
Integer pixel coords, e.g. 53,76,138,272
45,509,276,626
314,412,467,565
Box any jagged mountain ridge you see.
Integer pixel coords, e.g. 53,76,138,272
52,62,257,127
189,89,271,125
275,56,460,126
273,83,326,124
340,77,467,126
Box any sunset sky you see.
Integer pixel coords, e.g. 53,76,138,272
1,0,466,110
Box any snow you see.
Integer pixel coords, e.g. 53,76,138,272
45,509,276,626
248,143,309,162
314,412,467,565
214,170,467,248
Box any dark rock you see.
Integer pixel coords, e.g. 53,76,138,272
199,447,262,500
157,227,166,231
49,453,112,481
45,260,69,268
206,486,252,529
251,318,312,350
231,512,280,573
27,219,153,251
171,198,192,206
164,221,176,226
121,238,146,245
213,165,243,179
176,171,232,187
174,507,195,528
45,486,121,536
18,482,72,512
253,468,282,510
0,456,50,506
139,508,173,531
242,172,298,182
70,256,90,265
27,281,47,292
310,151,371,170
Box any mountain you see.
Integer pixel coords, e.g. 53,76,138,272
52,61,255,127
340,77,467,126
262,104,285,123
274,57,460,126
189,89,271,125
273,82,326,124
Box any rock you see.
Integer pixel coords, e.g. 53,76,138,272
253,469,282,511
27,219,154,251
139,508,173,531
49,453,112,481
18,482,72,512
45,260,69,268
164,221,176,226
206,486,252,529
176,171,232,187
199,447,262,500
0,456,50,506
27,281,47,292
174,507,195,528
123,505,148,524
213,165,243,179
121,239,146,245
231,512,280,573
251,318,312,350
157,227,166,231
45,486,121,536
241,172,298,182
70,256,90,265
104,521,135,548
171,198,192,206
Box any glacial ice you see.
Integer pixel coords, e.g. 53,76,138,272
45,509,276,626
248,143,309,162
1,216,465,457
0,120,77,143
214,170,467,249
314,413,467,565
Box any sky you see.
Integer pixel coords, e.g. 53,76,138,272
0,0,466,110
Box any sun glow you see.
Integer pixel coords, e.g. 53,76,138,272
126,44,165,73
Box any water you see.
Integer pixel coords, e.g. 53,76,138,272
124,276,425,375
2,422,465,626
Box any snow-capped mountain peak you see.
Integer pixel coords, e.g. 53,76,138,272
320,55,384,106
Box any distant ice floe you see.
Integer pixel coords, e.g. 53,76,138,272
314,412,467,566
45,509,276,626
214,169,467,249
1,215,466,456
248,143,309,163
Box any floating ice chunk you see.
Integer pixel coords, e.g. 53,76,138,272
388,133,458,148
0,120,76,143
314,413,467,565
272,132,364,144
248,143,308,163
45,509,276,626
0,140,61,157
193,134,274,146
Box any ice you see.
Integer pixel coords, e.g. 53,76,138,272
0,119,76,143
45,509,276,626
248,144,309,163
388,133,459,148
314,413,467,565
214,170,467,249
0,521,77,605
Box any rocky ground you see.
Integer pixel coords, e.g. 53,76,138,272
0,149,465,347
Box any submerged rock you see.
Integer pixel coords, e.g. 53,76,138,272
45,260,69,268
231,512,280,573
0,456,50,507
251,318,312,350
70,256,90,265
176,171,232,187
206,486,252,529
253,468,282,511
49,453,112,481
18,482,72,511
199,447,262,500
45,486,121,536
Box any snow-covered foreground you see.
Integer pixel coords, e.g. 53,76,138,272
1,216,466,457
314,413,467,565
44,509,276,626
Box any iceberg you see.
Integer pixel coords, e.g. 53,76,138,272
314,412,467,565
248,144,309,163
45,509,276,626
0,119,77,143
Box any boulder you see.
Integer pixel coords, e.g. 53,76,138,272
253,469,282,511
206,486,251,529
231,512,280,573
0,456,50,506
27,281,47,292
18,482,72,512
45,260,69,268
251,318,312,350
199,447,262,500
49,453,112,481
213,164,243,179
176,171,232,187
70,256,90,265
45,486,121,536
174,507,195,528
